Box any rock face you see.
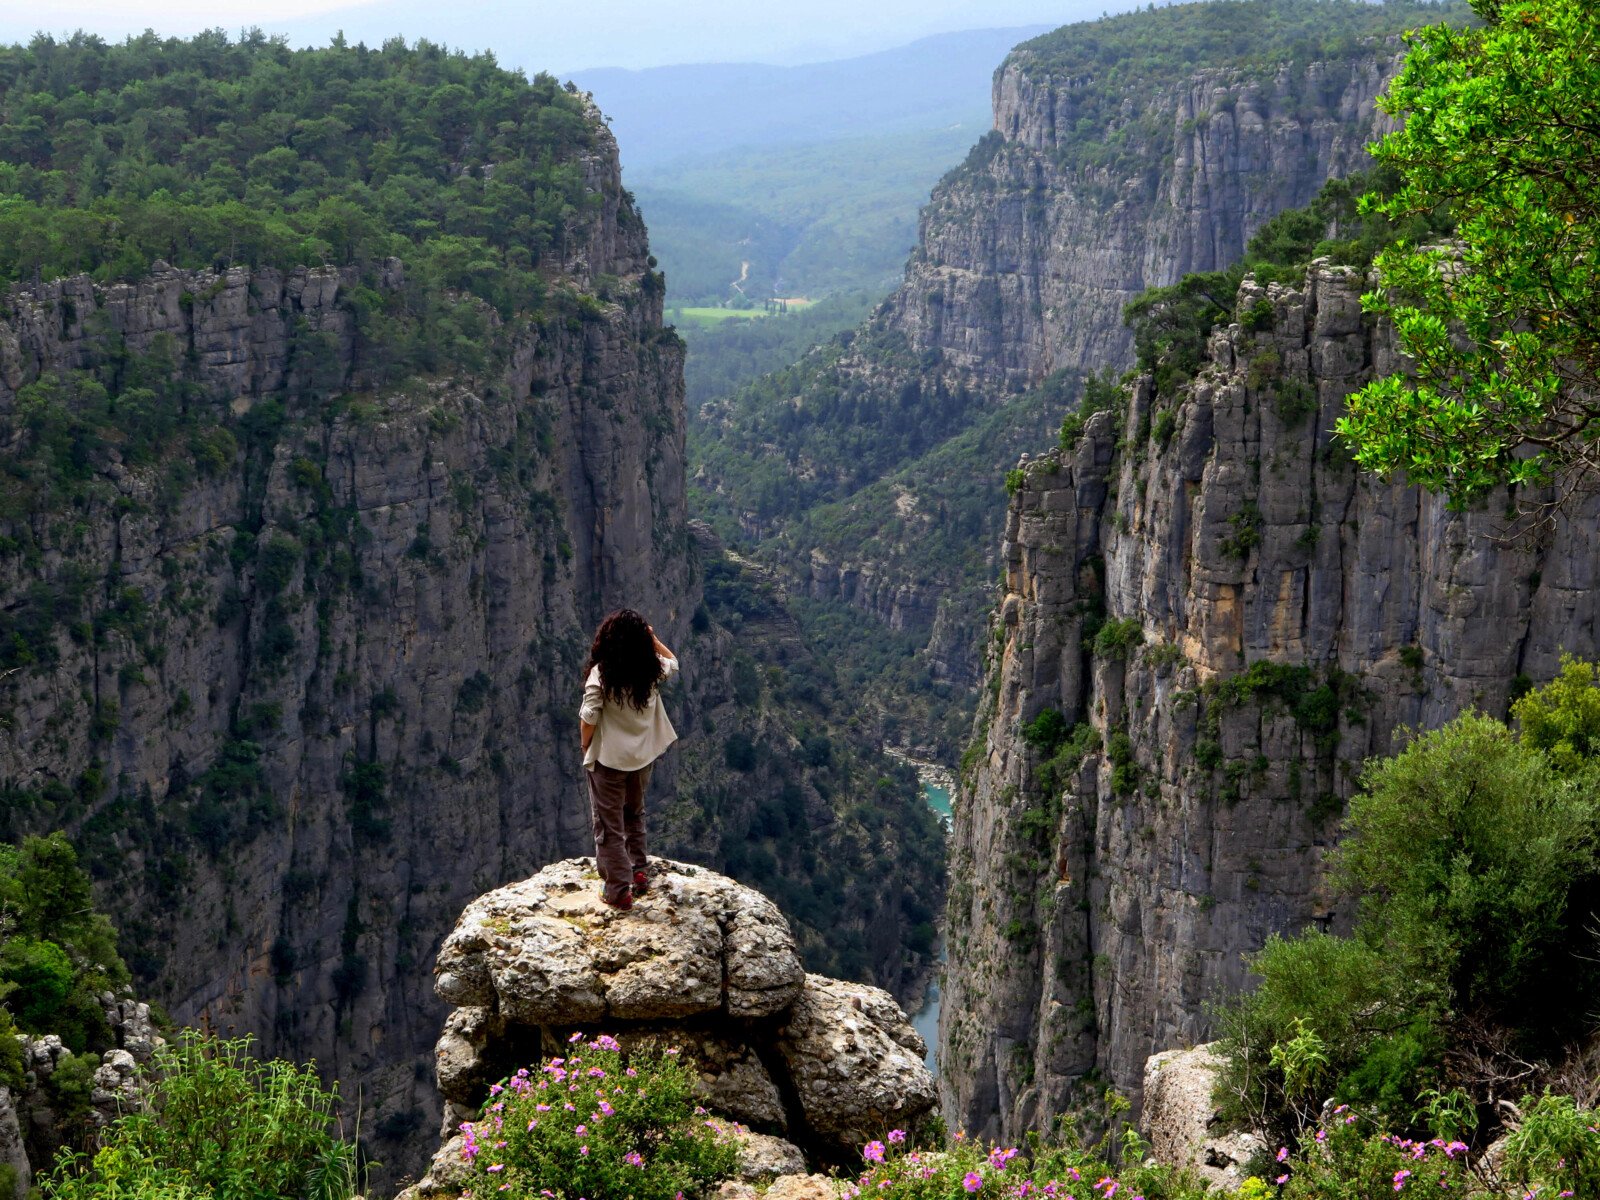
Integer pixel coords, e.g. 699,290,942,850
0,105,699,1177
0,1085,27,1200
408,858,937,1194
716,39,1406,699
886,50,1399,394
940,261,1600,1139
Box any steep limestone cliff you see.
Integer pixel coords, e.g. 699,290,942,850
0,91,945,1182
0,236,688,1168
939,261,1600,1139
883,50,1400,393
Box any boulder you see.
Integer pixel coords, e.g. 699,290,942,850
764,1174,842,1200
732,1129,808,1180
776,975,937,1148
434,857,805,1022
407,858,939,1193
1142,1043,1263,1189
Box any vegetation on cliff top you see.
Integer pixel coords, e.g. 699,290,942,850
964,0,1477,181
1336,0,1600,506
1012,0,1472,85
0,30,613,308
1125,165,1453,398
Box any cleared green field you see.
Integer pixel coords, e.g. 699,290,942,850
673,307,767,327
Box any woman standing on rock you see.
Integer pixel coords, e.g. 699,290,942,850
579,609,678,910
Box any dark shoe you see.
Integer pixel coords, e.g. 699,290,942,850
599,888,633,911
632,870,650,896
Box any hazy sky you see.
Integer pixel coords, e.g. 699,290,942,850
0,0,1144,72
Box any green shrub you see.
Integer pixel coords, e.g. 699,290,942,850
43,1033,359,1200
0,833,129,1051
1217,931,1427,1135
1512,652,1600,771
1502,1093,1600,1198
1335,712,1600,1030
1276,1111,1473,1200
1093,617,1144,658
456,1033,739,1200
1243,298,1276,332
1220,664,1600,1141
1021,707,1070,753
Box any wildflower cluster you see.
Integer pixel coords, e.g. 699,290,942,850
841,1128,1208,1200
1270,1109,1474,1199
457,1032,739,1200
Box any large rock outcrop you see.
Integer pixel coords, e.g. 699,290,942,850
940,260,1600,1140
406,858,937,1195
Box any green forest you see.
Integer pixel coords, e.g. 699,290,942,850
0,30,610,313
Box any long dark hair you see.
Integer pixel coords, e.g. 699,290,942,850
586,608,664,711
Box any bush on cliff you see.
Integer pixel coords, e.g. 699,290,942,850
456,1033,739,1200
1219,661,1600,1143
43,1032,360,1200
1268,1092,1600,1200
0,832,130,1053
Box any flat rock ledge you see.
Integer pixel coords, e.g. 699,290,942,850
404,858,937,1197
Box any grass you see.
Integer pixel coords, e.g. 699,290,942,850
672,304,810,329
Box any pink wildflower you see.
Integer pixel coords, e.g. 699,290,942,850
888,1129,907,1144
964,1173,984,1193
863,1141,886,1163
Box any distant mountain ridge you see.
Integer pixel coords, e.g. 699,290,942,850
570,26,1049,169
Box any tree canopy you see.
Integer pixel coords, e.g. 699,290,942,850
0,29,606,304
1335,0,1600,505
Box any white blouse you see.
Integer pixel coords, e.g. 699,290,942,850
579,653,679,771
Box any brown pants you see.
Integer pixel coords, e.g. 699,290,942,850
587,762,651,902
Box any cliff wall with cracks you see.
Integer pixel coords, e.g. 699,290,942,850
939,261,1600,1140
0,114,703,1179
884,50,1400,394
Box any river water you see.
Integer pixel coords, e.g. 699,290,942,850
909,777,951,1074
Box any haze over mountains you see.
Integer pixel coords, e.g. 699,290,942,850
574,27,1042,309
569,27,1049,168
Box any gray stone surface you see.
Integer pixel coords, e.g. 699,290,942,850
941,262,1600,1141
732,1130,808,1180
777,974,938,1148
1142,1043,1262,1188
434,857,804,1021
0,1085,28,1200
